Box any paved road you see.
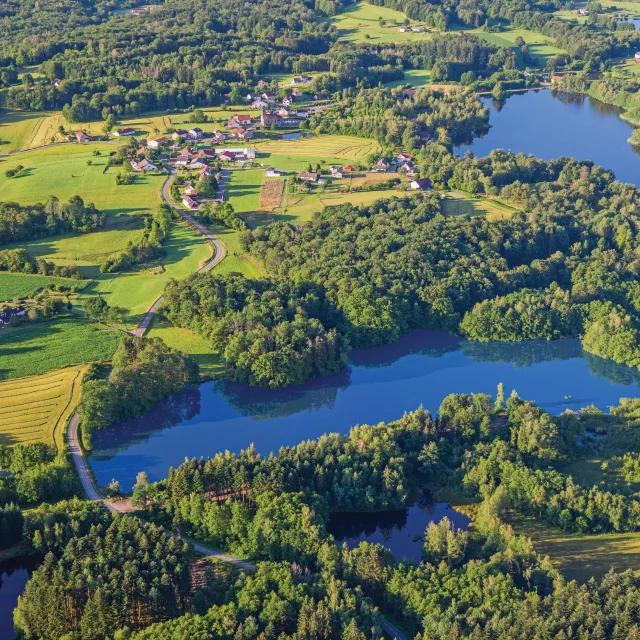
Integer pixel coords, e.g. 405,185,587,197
131,169,227,337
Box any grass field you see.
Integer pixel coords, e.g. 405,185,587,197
441,192,519,221
226,169,264,212
0,315,121,380
252,135,380,172
327,2,433,43
0,143,165,218
0,366,85,447
461,27,566,67
0,110,58,153
207,223,265,278
88,220,212,327
384,69,432,88
0,272,88,302
147,317,224,380
515,516,640,582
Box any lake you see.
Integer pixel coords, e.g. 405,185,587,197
91,330,640,490
327,500,472,563
456,89,640,187
0,556,40,636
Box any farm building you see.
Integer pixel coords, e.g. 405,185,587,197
215,147,256,159
147,137,169,149
131,159,157,171
182,195,199,210
266,168,283,177
189,128,204,139
300,171,318,182
410,177,433,190
0,306,26,325
76,131,90,142
113,127,136,137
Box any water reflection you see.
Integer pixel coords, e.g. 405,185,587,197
456,90,640,185
0,556,41,636
90,329,640,491
327,501,472,563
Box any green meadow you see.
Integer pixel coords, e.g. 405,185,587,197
0,315,121,380
0,143,164,218
225,169,263,213
384,69,432,88
206,223,264,279
0,272,87,302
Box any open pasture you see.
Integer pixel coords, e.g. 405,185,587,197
0,366,85,447
441,192,519,221
0,143,164,218
0,315,121,380
225,169,263,212
0,272,87,302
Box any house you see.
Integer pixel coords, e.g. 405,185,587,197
551,75,563,83
261,113,281,127
188,128,204,139
187,161,208,170
330,166,343,178
577,7,589,15
262,91,276,101
229,127,253,140
172,129,188,140
292,88,303,98
343,164,357,172
314,93,327,101
399,27,408,32
410,177,433,190
76,131,90,143
401,89,417,98
215,147,256,159
228,114,252,128
290,76,308,85
400,161,417,176
265,168,283,177
212,130,227,143
53,78,62,88
175,155,190,166
200,166,212,177
277,107,291,117
411,26,425,32
180,147,194,158
396,152,412,165
0,305,26,325
195,148,216,159
147,137,168,149
295,109,309,118
183,182,198,196
258,79,266,88
132,159,157,171
318,178,327,185
300,74,312,83
252,99,269,110
374,158,389,172
300,171,318,182
282,97,294,107
113,127,136,137
218,151,236,162
182,196,199,210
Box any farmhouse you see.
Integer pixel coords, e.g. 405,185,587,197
300,171,318,182
113,127,136,137
188,128,204,139
200,166,212,177
228,114,252,128
131,159,157,171
282,97,294,107
374,158,389,172
183,182,198,196
343,164,357,172
295,109,309,118
262,91,277,101
172,129,188,140
147,137,168,149
290,75,311,85
397,152,412,165
218,151,236,162
229,126,253,140
175,155,190,166
252,99,269,109
0,306,26,325
330,166,343,178
265,168,283,177
195,148,216,160
75,131,90,143
215,147,256,159
410,177,433,190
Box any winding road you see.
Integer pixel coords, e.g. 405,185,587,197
131,168,226,337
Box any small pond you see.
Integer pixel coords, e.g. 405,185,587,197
0,556,41,636
327,501,472,563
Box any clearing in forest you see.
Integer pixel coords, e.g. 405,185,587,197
0,366,86,447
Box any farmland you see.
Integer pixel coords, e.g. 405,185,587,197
88,220,212,327
259,178,285,210
225,169,263,212
441,192,519,221
0,315,121,380
0,143,165,217
252,135,380,171
327,2,433,43
0,272,87,302
0,366,85,447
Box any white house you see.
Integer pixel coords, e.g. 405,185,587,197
214,147,256,159
410,177,433,190
265,168,283,177
131,159,157,171
113,127,136,137
182,195,199,210
188,128,204,139
175,155,190,166
147,137,168,149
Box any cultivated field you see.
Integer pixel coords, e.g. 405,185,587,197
253,135,380,171
0,366,85,447
88,220,212,328
0,110,59,153
147,318,224,380
226,169,263,212
515,516,640,582
327,2,433,43
0,315,121,380
259,178,285,209
0,143,164,217
0,273,88,302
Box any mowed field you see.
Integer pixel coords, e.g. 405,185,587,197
441,192,519,221
252,135,380,171
0,366,85,447
0,272,88,302
384,69,432,88
206,223,264,279
515,516,640,582
327,2,433,43
88,220,212,327
0,315,121,380
0,143,165,217
226,169,264,212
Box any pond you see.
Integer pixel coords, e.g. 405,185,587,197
456,89,640,187
90,330,640,490
327,500,472,563
0,556,40,636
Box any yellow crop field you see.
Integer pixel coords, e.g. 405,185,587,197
0,366,85,448
259,178,285,209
